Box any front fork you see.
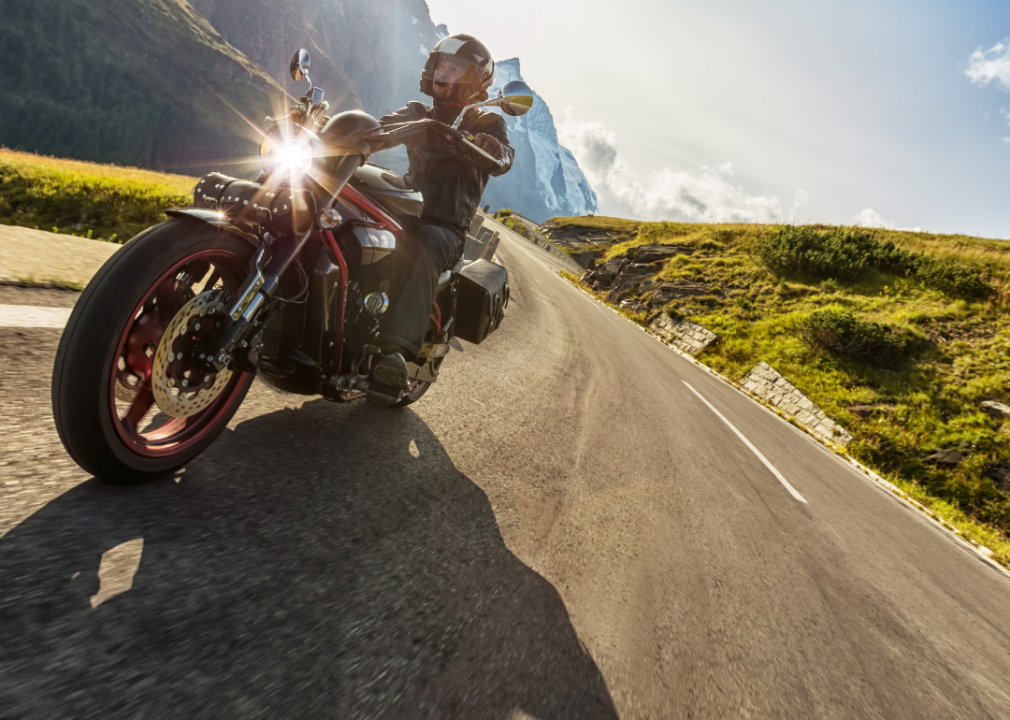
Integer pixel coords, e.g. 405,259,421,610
207,227,313,373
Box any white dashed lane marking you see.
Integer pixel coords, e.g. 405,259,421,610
684,380,808,504
0,305,72,329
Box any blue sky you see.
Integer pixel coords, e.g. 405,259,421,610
426,0,1010,238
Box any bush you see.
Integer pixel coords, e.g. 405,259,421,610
800,309,909,367
754,226,993,300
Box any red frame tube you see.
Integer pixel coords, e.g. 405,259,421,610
320,229,349,374
341,184,404,236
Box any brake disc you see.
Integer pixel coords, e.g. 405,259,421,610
151,290,233,418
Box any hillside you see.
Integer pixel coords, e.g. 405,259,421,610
552,216,1010,557
0,0,598,219
0,0,284,172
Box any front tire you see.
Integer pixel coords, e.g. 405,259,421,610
52,220,256,482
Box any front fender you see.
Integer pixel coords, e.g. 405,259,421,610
164,208,260,247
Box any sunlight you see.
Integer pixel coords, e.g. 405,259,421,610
89,538,144,609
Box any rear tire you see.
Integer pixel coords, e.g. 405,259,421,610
391,380,430,407
52,220,256,482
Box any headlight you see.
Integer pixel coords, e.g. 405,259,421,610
273,141,313,174
259,124,319,177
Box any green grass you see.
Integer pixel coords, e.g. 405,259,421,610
543,215,644,239
0,148,196,242
493,209,531,238
558,216,1010,565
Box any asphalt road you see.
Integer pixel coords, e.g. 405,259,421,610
2,228,1009,719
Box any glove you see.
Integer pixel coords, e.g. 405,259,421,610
472,133,503,162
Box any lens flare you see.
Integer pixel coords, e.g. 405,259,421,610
274,142,313,174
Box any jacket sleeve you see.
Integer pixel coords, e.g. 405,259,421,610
375,103,427,151
480,113,514,177
379,103,424,127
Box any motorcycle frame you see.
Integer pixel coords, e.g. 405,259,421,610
171,117,466,399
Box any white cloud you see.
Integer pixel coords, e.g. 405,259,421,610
966,40,1010,91
558,107,784,223
789,190,810,223
852,208,921,232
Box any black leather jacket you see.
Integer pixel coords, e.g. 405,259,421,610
379,101,514,234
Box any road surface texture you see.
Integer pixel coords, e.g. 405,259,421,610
1,226,1009,719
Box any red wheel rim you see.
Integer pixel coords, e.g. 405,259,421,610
108,249,250,458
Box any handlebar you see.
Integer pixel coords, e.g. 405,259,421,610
360,120,507,170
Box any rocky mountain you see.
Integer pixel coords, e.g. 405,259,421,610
0,0,597,219
480,59,597,222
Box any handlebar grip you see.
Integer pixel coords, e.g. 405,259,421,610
460,137,506,170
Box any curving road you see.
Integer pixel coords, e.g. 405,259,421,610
1,224,1009,719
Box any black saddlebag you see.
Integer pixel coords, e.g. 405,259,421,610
453,259,509,345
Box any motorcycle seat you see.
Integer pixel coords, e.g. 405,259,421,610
436,270,453,293
438,258,473,293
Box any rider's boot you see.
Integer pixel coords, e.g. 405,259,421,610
372,351,410,391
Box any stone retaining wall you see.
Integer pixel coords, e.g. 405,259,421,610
648,313,718,356
742,362,853,445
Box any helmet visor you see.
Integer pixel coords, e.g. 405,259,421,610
433,55,476,87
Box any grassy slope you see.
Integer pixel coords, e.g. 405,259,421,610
557,217,1010,563
0,149,196,241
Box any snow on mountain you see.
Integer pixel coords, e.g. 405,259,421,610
482,59,598,222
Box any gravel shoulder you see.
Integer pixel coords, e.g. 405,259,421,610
0,224,119,287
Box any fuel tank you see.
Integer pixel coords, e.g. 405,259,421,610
349,163,423,219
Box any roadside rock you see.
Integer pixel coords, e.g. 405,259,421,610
621,263,660,277
603,258,626,274
619,299,646,314
847,404,893,418
573,250,606,269
987,461,1010,492
540,223,622,246
924,450,964,467
980,401,1010,419
630,244,694,264
651,283,709,306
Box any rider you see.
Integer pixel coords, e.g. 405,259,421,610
371,34,514,393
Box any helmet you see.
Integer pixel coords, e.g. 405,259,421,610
420,34,496,105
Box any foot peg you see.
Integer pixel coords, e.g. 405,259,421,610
325,372,405,405
372,352,410,390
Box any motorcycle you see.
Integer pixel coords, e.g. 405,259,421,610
51,48,534,482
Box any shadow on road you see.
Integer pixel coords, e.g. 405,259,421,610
0,398,617,719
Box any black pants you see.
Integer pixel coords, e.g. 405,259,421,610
377,222,464,362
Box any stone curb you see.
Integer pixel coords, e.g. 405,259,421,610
649,313,718,356
742,361,854,446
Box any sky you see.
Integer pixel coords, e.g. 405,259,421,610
425,0,1010,238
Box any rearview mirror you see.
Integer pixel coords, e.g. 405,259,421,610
452,80,536,130
498,81,534,117
290,49,311,82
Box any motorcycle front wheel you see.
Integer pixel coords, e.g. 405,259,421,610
52,219,256,482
